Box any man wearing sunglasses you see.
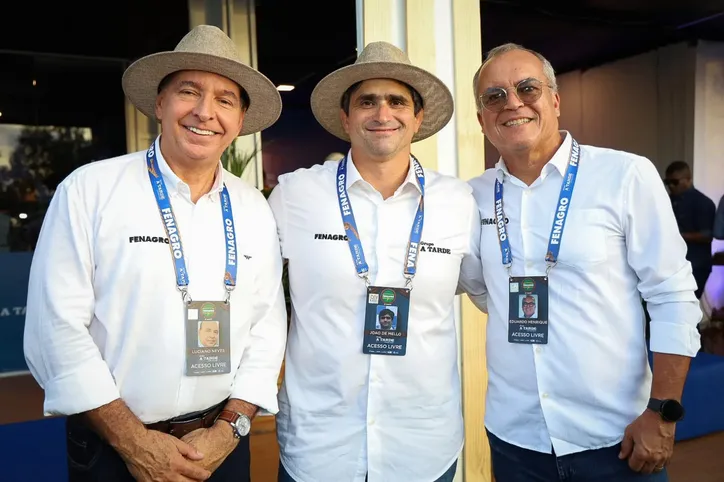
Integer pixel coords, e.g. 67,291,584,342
664,161,715,299
462,43,701,481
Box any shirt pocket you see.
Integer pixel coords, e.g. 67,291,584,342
554,209,608,270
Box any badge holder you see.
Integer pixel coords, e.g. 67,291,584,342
363,277,411,356
184,289,232,376
507,275,549,344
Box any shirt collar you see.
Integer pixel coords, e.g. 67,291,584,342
494,130,574,180
154,136,225,198
345,150,423,195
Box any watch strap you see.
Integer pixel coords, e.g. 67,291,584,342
647,398,663,413
217,409,240,425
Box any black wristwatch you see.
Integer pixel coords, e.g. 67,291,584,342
647,398,685,422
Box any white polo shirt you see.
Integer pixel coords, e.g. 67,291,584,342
23,136,287,423
268,154,483,482
464,131,702,456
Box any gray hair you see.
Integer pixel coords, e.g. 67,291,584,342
472,43,558,112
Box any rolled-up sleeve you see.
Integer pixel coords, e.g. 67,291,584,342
622,158,701,356
230,194,287,414
23,179,120,416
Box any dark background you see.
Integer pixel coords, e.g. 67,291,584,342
0,0,722,199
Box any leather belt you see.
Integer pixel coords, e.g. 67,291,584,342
145,400,226,439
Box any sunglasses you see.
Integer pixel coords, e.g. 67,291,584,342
522,301,536,308
479,78,550,113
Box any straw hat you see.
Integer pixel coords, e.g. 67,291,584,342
310,41,453,143
122,25,282,136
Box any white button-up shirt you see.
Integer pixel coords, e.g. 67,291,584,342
23,137,287,423
464,132,702,456
268,154,483,482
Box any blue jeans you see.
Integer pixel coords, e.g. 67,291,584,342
278,460,457,482
488,430,668,482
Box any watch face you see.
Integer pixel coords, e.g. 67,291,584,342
661,400,685,422
234,415,252,436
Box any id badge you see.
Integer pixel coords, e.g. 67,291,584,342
363,286,410,356
185,301,232,376
508,276,549,344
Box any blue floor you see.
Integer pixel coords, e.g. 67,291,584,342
0,417,68,482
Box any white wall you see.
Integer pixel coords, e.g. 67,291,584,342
556,42,696,175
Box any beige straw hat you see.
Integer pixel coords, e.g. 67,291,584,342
122,25,282,136
310,41,453,143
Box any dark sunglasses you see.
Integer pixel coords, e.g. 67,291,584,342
522,301,536,307
479,78,550,113
664,179,680,186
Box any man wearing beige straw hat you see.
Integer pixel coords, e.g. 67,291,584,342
268,41,484,482
23,25,287,482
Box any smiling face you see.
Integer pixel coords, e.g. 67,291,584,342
476,50,560,157
155,70,246,165
341,79,424,161
522,295,536,318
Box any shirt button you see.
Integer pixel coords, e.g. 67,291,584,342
526,261,534,269
369,419,376,426
523,190,530,196
542,393,549,399
535,347,541,354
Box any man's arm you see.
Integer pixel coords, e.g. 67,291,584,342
23,179,120,415
23,178,210,481
458,188,488,313
226,188,288,414
617,158,701,474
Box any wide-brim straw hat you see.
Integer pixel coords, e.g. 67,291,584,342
122,25,282,136
311,41,453,143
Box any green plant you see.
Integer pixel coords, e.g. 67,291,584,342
220,140,259,177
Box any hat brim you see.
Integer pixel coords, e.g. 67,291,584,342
310,62,454,143
122,51,282,136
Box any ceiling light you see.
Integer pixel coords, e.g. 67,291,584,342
276,84,295,92
32,80,37,86
19,213,28,219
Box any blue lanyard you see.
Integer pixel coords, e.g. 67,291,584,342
336,154,425,287
494,138,581,274
146,141,238,302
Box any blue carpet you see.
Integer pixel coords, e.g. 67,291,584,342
0,417,68,482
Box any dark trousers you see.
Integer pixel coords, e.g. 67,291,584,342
66,418,250,482
693,266,711,300
278,459,457,482
488,430,668,482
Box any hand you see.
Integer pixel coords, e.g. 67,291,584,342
618,409,676,474
181,423,239,473
122,429,211,482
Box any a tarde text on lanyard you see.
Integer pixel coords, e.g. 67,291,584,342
146,141,238,303
336,154,425,287
494,138,581,274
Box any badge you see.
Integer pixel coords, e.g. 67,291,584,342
508,276,549,344
363,287,410,356
185,301,232,376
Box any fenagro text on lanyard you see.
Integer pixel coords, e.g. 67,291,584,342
495,139,580,276
336,154,425,289
146,142,238,304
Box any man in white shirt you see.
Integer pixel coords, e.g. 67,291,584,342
268,41,484,482
463,43,702,481
23,25,287,482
